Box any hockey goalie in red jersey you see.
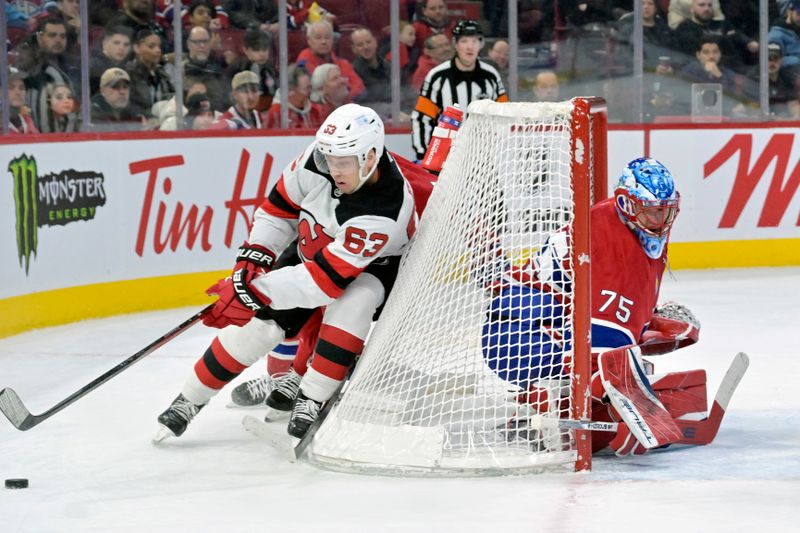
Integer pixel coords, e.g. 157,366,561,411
154,104,419,442
481,157,712,456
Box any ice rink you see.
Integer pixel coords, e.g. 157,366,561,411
0,267,797,532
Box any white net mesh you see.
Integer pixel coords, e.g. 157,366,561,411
309,100,586,476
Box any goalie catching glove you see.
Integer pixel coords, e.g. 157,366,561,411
202,243,276,329
640,301,701,356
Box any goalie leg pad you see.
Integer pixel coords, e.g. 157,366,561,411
599,347,683,454
650,369,708,420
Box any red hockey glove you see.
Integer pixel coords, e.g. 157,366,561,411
234,242,277,276
203,269,271,329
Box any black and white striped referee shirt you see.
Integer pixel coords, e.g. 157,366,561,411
411,58,508,159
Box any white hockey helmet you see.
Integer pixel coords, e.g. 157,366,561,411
314,104,385,191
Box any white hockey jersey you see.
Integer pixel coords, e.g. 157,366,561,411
248,144,418,310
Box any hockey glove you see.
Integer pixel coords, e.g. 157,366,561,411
234,242,277,276
640,302,701,356
203,268,271,329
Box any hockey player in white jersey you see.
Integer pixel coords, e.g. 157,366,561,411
154,104,418,441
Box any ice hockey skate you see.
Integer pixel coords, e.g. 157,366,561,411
263,368,302,420
287,393,322,438
229,374,275,408
153,394,206,443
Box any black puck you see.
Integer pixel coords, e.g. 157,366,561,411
5,478,29,489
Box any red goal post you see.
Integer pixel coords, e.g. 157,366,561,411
308,98,608,476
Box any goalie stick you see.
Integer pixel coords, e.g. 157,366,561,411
243,379,347,462
671,351,749,446
532,352,748,449
0,305,212,431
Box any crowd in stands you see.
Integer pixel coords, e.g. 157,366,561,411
3,0,800,134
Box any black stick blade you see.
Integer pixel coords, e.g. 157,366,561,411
0,388,35,431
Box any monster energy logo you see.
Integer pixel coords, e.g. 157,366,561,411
9,154,106,275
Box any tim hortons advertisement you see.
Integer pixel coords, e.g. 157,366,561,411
648,128,800,243
0,134,413,299
1,128,798,300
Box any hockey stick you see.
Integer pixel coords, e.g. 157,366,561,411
243,379,348,462
672,352,749,446
0,305,213,431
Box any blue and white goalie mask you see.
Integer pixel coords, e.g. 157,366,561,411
614,157,680,259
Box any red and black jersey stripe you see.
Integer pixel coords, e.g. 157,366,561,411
194,338,247,390
304,248,363,298
262,178,301,219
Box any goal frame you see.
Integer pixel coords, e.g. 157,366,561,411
570,97,608,471
310,97,609,475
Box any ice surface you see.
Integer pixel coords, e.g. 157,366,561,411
1,268,798,532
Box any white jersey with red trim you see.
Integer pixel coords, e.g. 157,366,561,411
248,144,418,310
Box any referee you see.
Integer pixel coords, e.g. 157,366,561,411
411,20,509,160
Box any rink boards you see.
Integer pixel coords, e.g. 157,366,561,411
0,125,798,336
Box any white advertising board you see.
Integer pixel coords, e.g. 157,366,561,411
1,127,798,302
647,127,800,243
0,133,413,299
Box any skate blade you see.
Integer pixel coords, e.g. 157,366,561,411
242,415,298,462
225,402,271,409
152,425,176,445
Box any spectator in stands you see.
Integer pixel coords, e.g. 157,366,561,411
484,39,509,87
265,64,323,128
769,1,800,74
128,28,175,120
35,0,82,51
109,0,169,51
19,16,78,132
90,27,134,95
678,35,737,95
156,77,211,129
672,0,758,72
40,82,79,133
295,20,365,101
383,21,420,84
763,42,800,119
615,0,674,73
532,70,559,102
154,0,229,32
667,0,723,30
286,0,335,31
179,26,228,111
90,67,145,131
5,2,31,30
227,29,277,112
6,68,39,134
411,33,453,90
184,93,216,129
211,70,264,129
412,0,457,51
223,0,278,32
351,28,390,107
309,63,349,121
486,40,509,72
185,0,224,52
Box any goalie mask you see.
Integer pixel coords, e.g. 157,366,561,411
314,104,385,193
615,157,680,259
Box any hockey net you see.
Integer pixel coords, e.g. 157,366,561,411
308,98,607,476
